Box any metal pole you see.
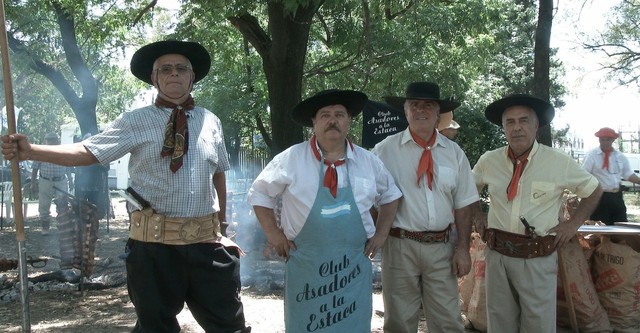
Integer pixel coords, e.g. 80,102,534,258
0,1,30,331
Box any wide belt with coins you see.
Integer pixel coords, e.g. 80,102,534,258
130,208,222,245
484,228,556,259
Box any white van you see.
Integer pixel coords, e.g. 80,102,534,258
622,153,640,191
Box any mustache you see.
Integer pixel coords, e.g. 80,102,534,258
325,125,341,132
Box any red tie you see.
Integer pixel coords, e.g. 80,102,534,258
157,95,195,173
602,149,611,170
410,129,437,189
310,135,351,198
507,147,531,201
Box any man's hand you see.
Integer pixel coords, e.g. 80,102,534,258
264,228,296,259
364,233,386,259
451,247,472,277
1,134,32,161
547,220,579,249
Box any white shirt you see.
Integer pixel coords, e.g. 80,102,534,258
582,148,634,192
247,140,402,239
372,129,479,232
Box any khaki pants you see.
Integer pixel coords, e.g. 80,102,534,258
381,236,464,333
485,249,558,333
38,178,68,229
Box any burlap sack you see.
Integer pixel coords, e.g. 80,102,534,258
593,237,640,333
466,236,487,332
459,233,480,313
557,237,611,332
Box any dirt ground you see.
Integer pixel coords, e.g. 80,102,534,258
2,192,637,332
0,195,388,333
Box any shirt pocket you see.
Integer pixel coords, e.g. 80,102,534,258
353,176,375,207
530,181,555,205
437,166,456,191
197,136,220,170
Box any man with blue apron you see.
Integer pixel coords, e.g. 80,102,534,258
248,89,402,332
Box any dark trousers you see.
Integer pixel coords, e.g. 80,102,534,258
590,191,627,225
126,239,250,333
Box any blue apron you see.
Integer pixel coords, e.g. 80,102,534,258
284,158,372,332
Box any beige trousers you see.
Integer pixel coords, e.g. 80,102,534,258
485,249,558,333
381,236,464,333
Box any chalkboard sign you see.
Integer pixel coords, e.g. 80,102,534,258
361,100,408,149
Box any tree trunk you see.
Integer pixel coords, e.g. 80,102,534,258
230,2,321,156
534,0,553,146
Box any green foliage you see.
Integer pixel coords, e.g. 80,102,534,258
586,0,640,87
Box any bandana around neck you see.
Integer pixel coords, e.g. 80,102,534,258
157,95,195,172
310,135,353,197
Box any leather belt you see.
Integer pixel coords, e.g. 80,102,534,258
484,228,556,259
129,209,222,245
389,226,449,243
40,175,66,181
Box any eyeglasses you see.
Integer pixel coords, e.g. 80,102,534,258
155,64,192,75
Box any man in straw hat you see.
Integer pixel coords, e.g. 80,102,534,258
437,111,461,140
1,40,250,332
471,93,602,332
582,127,640,225
248,89,401,332
371,81,479,332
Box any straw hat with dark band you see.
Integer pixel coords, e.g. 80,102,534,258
130,40,211,84
291,89,368,127
484,93,555,127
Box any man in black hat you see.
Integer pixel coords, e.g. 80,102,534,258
248,89,401,332
371,82,479,333
472,93,602,332
1,40,250,332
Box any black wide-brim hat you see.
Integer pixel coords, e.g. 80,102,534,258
291,89,368,127
384,82,460,113
130,40,211,85
484,93,555,126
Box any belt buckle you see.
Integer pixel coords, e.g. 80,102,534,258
179,219,203,241
398,229,406,239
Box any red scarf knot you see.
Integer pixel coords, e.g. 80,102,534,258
410,129,437,189
310,135,352,197
506,146,532,201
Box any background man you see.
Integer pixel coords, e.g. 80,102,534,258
1,40,250,333
373,81,479,333
30,132,73,235
437,110,460,140
472,93,602,333
248,89,401,332
582,126,640,225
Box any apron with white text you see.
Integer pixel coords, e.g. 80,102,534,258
284,159,372,332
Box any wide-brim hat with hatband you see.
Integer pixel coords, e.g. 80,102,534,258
437,112,461,131
290,89,369,127
594,127,619,139
130,40,211,85
484,93,555,127
384,82,461,114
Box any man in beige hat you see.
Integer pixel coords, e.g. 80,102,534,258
1,40,250,332
582,127,640,225
437,111,461,140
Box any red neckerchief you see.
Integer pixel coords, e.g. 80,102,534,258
602,149,612,170
157,95,195,172
310,135,353,197
506,145,533,201
410,129,437,189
